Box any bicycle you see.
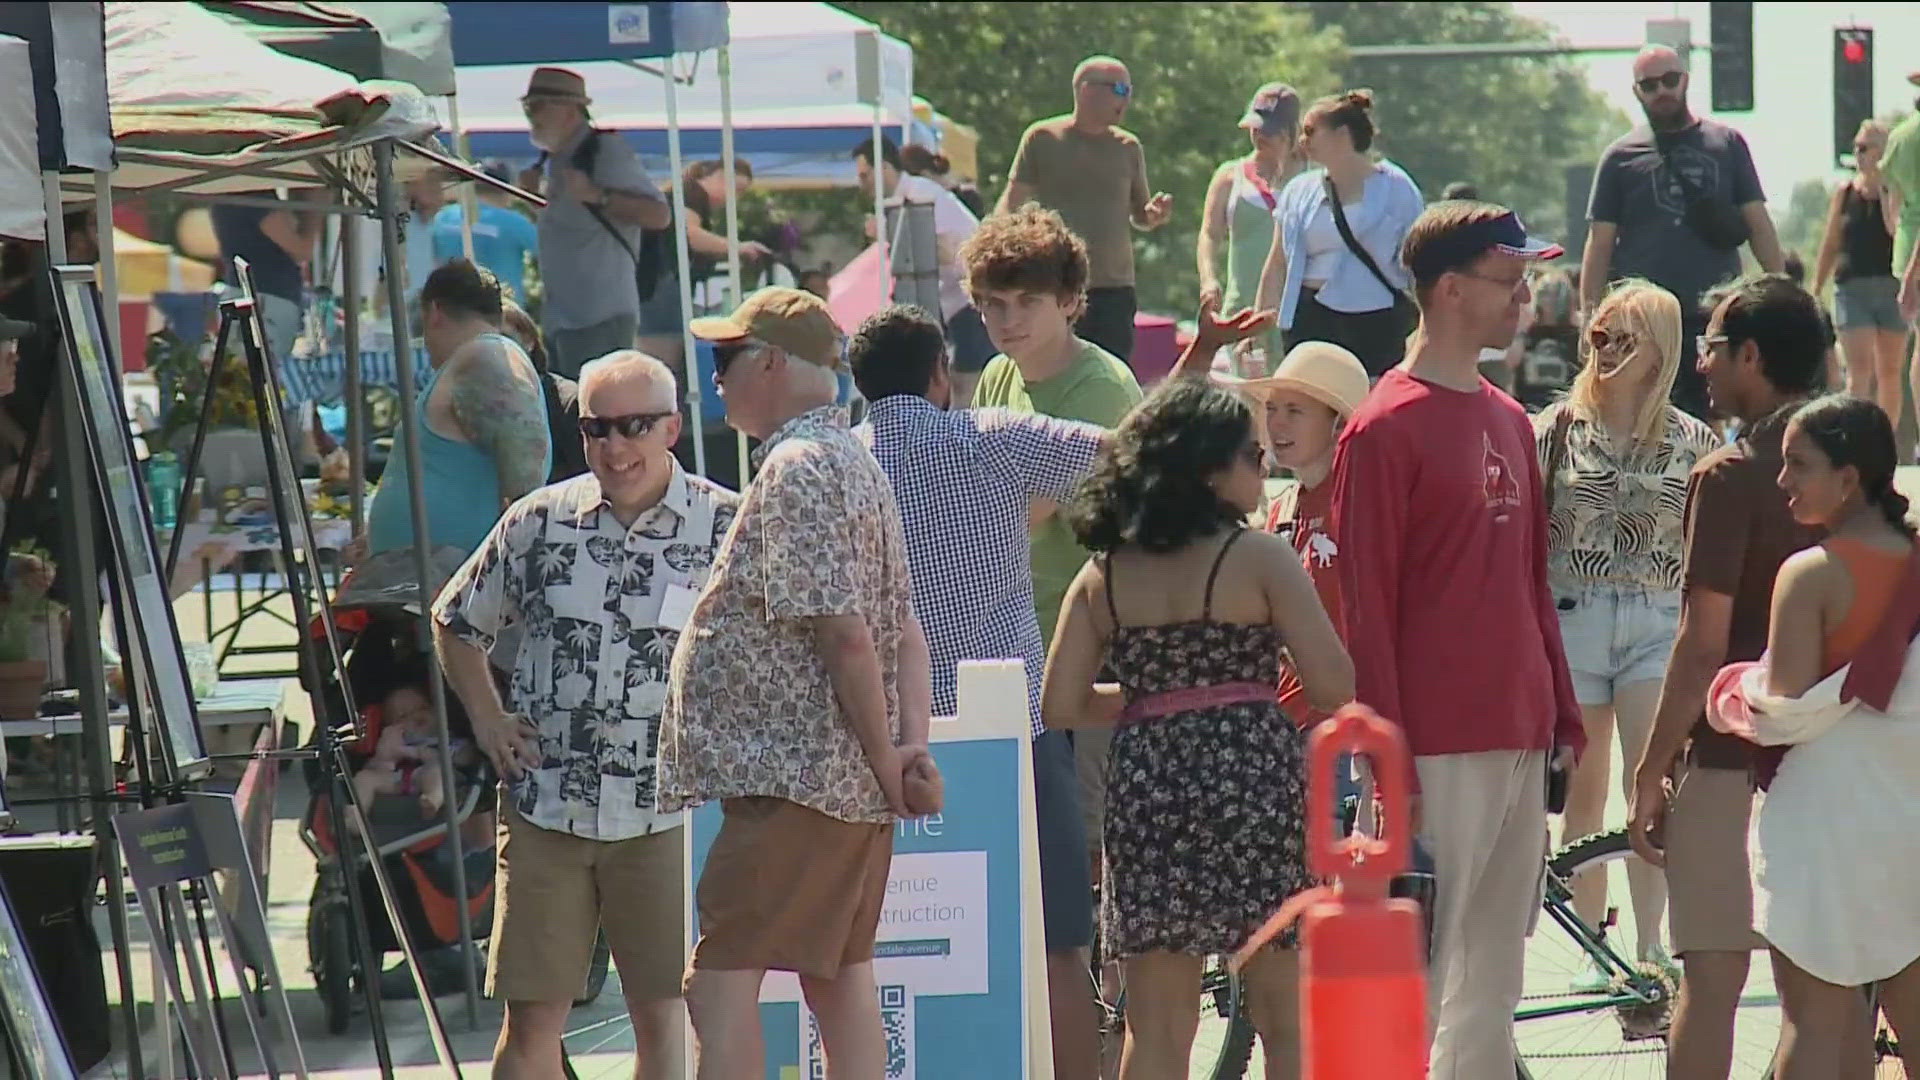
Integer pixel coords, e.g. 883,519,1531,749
1516,827,1905,1078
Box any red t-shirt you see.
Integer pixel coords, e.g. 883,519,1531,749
1330,371,1584,780
1270,480,1341,725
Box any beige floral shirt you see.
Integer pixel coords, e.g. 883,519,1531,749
659,406,914,824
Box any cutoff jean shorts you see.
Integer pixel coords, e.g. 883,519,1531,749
1834,275,1907,334
1554,583,1681,707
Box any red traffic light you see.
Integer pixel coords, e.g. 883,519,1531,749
1843,38,1868,64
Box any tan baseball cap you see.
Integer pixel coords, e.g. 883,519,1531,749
1212,341,1369,419
689,287,843,370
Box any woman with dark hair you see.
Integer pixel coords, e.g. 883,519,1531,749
1703,393,1920,1076
1041,379,1352,1078
1252,89,1425,378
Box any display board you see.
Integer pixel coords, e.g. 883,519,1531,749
687,660,1051,1079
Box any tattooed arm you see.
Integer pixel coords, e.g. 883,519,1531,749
445,338,551,506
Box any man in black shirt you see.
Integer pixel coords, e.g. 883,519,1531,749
1582,45,1785,419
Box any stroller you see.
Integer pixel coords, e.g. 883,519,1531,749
298,550,608,1034
298,556,493,1036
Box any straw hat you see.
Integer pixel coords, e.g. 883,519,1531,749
1212,341,1369,419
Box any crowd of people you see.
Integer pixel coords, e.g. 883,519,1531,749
308,44,1920,1080
7,28,1918,1080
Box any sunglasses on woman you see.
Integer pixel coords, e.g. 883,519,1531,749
1588,327,1634,353
1635,71,1684,93
578,411,675,440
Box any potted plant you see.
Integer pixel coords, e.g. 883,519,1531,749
0,543,58,720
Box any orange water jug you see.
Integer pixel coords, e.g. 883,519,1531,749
1234,704,1426,1079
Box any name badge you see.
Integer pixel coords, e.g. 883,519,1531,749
657,582,700,631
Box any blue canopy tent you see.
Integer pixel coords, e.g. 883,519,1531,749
447,1,910,480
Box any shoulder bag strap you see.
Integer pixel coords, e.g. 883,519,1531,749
1543,405,1576,517
1323,174,1403,299
570,130,643,266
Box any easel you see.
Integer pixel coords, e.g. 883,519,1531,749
157,269,462,1077
45,264,305,1078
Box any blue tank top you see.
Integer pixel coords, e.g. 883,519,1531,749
365,333,551,556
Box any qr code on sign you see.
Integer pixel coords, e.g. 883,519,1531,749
803,984,913,1079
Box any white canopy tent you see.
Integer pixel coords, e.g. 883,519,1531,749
453,0,914,188
0,35,43,241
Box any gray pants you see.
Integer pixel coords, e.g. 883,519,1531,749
546,313,637,379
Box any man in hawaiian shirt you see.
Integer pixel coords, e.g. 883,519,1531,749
433,350,739,1080
661,287,934,1078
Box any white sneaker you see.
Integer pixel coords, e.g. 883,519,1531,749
1569,957,1613,994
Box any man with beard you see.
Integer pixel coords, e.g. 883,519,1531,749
1582,45,1784,419
998,55,1175,366
515,67,671,377
434,351,740,1079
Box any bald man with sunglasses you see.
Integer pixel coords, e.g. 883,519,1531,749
998,54,1174,366
433,350,740,1080
1582,45,1784,420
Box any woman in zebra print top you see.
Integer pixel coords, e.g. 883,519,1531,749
1533,279,1722,988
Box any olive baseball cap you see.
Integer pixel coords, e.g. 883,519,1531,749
689,287,843,370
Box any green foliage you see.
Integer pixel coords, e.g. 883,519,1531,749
1301,2,1627,243
840,1,1343,317
1776,177,1836,286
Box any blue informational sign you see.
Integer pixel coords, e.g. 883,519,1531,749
687,662,1046,1079
447,1,728,66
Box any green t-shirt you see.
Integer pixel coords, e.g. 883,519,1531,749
1884,112,1920,276
973,338,1143,645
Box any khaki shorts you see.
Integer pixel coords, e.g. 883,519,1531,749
692,797,892,980
487,803,686,1003
1664,764,1765,955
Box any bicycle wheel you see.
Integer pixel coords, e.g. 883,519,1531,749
1093,951,1253,1079
1515,828,1782,1078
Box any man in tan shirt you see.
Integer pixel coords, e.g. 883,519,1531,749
999,55,1173,367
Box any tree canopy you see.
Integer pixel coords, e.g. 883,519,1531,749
836,1,1625,317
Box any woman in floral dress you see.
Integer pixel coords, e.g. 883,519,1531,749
1042,378,1354,1079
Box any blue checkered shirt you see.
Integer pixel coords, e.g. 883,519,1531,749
857,396,1106,735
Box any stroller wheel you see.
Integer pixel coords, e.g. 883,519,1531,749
308,882,357,1035
575,930,611,1007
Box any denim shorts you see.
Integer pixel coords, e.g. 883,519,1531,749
1554,584,1681,706
1834,276,1906,333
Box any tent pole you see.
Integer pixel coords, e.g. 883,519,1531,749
719,45,750,484
446,94,476,262
342,211,365,530
47,169,146,1080
662,56,705,478
872,100,887,329
374,140,481,1032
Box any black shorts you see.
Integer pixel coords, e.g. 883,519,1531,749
1289,289,1408,378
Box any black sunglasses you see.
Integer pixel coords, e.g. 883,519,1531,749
711,339,766,379
578,411,675,440
1635,71,1684,93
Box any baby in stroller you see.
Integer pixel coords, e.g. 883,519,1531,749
350,657,480,823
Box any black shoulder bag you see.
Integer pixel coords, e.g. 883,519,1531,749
565,129,670,302
1323,175,1420,339
1656,137,1750,251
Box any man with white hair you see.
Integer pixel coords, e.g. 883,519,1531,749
998,54,1174,365
663,288,934,1077
433,350,740,1080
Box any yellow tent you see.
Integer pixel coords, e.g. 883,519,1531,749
114,227,216,298
912,97,979,184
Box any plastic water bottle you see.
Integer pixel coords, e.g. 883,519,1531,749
146,451,181,530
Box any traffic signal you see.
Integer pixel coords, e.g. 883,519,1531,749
1710,2,1754,112
1834,27,1874,165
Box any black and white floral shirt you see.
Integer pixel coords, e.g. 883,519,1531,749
433,464,740,840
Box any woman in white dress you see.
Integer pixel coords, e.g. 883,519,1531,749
1706,394,1920,1077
